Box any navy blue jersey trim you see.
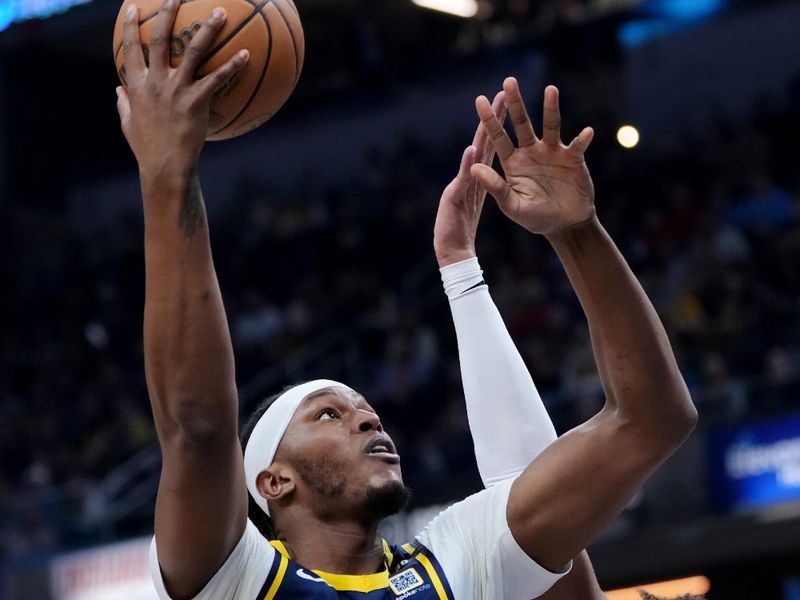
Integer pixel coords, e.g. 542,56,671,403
410,541,455,600
255,545,283,598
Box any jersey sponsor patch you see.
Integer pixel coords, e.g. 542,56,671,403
389,568,424,595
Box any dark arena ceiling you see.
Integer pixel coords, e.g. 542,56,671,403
0,0,776,202
0,0,780,95
1,0,777,104
0,0,650,98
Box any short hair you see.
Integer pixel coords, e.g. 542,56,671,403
240,383,304,539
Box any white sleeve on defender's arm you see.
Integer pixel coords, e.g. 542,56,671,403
441,257,558,487
416,478,570,600
149,520,275,600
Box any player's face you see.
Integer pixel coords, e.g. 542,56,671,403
278,387,408,520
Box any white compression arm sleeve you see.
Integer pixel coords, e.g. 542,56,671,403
442,257,558,487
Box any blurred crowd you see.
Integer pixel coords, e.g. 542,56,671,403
2,74,800,561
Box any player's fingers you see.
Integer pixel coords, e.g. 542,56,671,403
568,127,595,157
541,85,562,146
476,95,515,163
116,87,133,141
503,77,537,148
148,0,180,74
116,86,131,121
199,49,249,98
121,4,146,80
179,7,227,80
470,163,512,211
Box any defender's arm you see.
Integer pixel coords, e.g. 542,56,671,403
434,91,604,598
506,217,696,571
470,79,697,571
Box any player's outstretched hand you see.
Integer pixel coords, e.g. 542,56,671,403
115,0,249,175
472,78,596,238
433,91,507,267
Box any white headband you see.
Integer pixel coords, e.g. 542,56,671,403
244,379,353,516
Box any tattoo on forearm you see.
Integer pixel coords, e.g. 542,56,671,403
179,176,205,239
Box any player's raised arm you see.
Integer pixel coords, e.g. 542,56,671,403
434,91,605,599
471,78,698,572
116,2,250,597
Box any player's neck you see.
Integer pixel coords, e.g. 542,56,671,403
278,513,385,575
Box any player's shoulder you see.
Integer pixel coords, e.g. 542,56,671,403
150,519,277,600
412,479,572,600
415,477,515,548
399,484,515,600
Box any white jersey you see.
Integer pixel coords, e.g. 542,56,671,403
150,478,569,600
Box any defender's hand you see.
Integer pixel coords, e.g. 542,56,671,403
115,0,249,176
433,91,507,267
472,78,596,238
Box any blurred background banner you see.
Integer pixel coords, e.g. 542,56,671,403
49,537,155,600
708,413,800,512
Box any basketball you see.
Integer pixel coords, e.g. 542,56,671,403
112,0,304,140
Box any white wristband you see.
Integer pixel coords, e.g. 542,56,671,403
440,257,486,300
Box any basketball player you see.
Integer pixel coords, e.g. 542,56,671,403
115,2,697,599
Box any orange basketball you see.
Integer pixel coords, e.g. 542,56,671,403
112,0,304,140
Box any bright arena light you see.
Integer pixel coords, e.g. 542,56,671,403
617,125,641,149
411,0,479,18
0,0,93,32
606,575,711,599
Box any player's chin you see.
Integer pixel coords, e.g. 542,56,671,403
361,478,412,520
373,459,403,479
362,452,401,479
363,458,405,493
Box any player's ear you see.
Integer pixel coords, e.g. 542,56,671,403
257,464,296,503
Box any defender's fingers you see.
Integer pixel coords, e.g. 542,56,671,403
471,163,512,210
494,90,509,124
179,8,227,80
121,4,146,80
476,95,515,162
481,91,508,166
446,146,477,200
541,85,562,146
503,77,537,148
458,145,478,179
199,49,249,97
471,122,487,162
472,91,505,157
568,127,595,157
149,0,180,73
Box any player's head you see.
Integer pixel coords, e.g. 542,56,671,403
241,380,410,539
